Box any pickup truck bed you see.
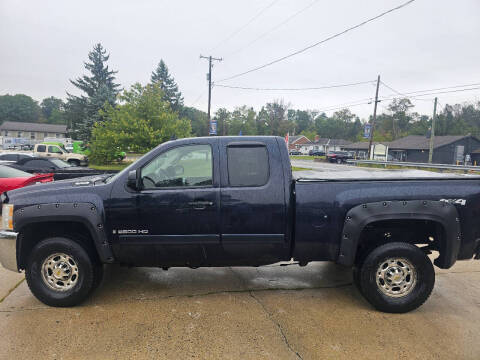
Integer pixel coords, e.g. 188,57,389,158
0,136,479,313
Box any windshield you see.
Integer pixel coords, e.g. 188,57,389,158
50,158,72,168
0,165,31,178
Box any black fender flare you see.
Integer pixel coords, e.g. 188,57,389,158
15,202,114,265
337,200,461,269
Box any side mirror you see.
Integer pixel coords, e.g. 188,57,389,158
127,169,141,190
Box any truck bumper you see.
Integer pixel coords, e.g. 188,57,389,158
0,230,19,272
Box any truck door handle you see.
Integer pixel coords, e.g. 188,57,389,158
188,201,214,210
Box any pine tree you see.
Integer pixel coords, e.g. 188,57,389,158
151,60,183,112
66,43,120,141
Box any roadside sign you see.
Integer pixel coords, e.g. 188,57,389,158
209,120,217,136
364,124,371,139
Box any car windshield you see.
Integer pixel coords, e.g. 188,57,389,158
0,165,31,178
50,158,72,168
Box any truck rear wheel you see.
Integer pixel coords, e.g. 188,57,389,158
25,237,97,307
358,242,435,313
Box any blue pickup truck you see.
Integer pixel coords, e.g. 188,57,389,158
0,136,479,312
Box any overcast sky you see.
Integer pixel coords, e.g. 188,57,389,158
1,0,479,118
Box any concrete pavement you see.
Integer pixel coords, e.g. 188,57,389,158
1,259,480,359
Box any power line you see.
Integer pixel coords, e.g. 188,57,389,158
380,85,480,101
316,98,374,112
214,80,375,91
210,0,280,52
189,92,205,107
316,85,480,113
227,0,321,57
216,0,416,82
381,80,435,101
381,81,480,98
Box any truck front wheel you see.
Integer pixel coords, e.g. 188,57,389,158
358,242,435,313
25,237,98,307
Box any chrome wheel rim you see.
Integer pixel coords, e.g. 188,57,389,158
41,253,79,291
376,258,416,298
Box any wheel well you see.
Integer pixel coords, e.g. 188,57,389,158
18,221,99,270
355,219,445,265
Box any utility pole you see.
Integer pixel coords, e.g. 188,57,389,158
368,75,381,159
200,55,222,135
428,97,438,163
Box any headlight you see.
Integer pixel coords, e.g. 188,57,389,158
2,204,14,230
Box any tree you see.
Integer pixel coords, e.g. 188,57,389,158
151,60,183,112
41,97,66,124
181,106,209,136
90,83,191,164
66,43,120,141
387,98,414,139
213,108,231,136
0,94,42,123
258,100,291,136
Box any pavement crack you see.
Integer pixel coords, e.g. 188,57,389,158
249,291,303,360
0,278,25,304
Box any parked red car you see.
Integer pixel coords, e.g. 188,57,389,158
0,165,53,193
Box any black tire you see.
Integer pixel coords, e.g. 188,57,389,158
336,158,343,164
359,242,435,313
68,159,80,167
25,237,97,307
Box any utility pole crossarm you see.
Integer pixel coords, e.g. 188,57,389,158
200,55,223,135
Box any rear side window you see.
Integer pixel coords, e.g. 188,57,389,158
227,146,269,187
37,145,46,152
0,154,18,161
0,165,30,178
25,159,51,168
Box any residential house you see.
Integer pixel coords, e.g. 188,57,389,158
0,121,67,141
343,135,480,164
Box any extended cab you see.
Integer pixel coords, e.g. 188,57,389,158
33,143,88,166
0,136,479,312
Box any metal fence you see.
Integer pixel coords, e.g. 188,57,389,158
347,159,480,172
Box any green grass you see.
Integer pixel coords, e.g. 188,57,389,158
292,166,312,171
90,162,132,171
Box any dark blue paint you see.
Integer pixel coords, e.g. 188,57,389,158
6,136,480,268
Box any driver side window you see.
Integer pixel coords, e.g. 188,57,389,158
141,144,212,189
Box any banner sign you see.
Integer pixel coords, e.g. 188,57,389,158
363,124,371,139
209,120,217,136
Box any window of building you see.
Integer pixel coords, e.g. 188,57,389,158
44,132,48,137
17,132,22,138
30,132,35,140
55,133,60,138
3,131,8,136
227,145,269,187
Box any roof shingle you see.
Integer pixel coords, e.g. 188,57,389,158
0,121,67,133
